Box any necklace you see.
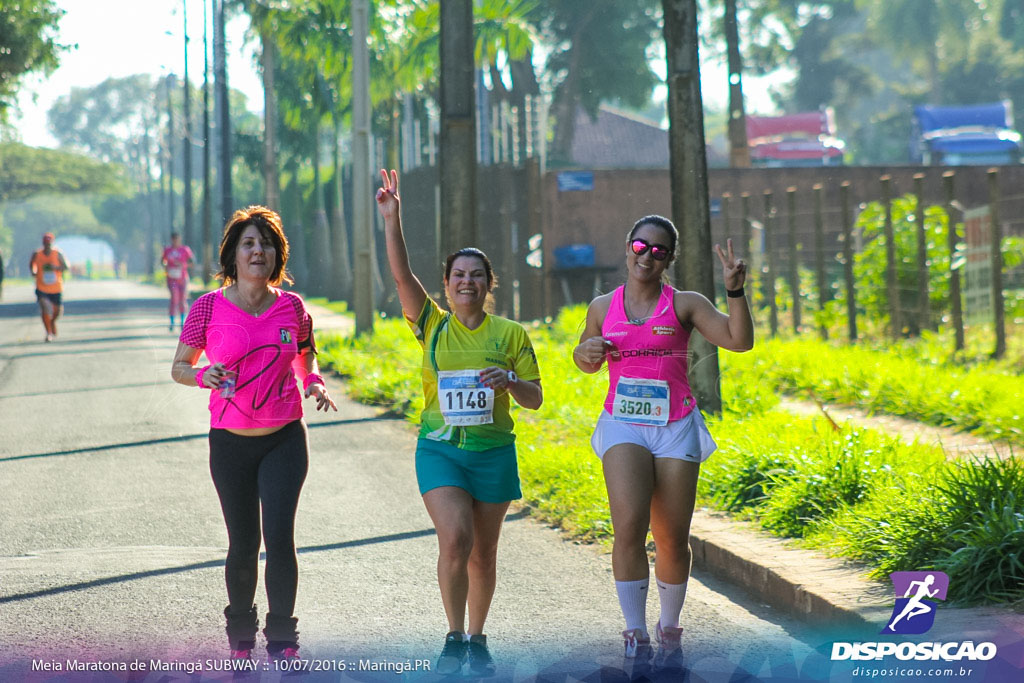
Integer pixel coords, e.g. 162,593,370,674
233,286,272,315
624,286,659,325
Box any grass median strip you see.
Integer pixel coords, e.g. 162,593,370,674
318,307,1023,606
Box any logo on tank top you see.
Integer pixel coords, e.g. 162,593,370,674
652,325,675,336
279,329,292,344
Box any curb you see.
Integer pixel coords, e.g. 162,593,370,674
689,508,891,628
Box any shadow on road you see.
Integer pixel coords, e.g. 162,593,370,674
0,510,529,605
5,334,177,348
0,297,169,319
0,381,158,401
0,415,405,463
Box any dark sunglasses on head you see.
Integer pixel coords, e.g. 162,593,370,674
629,238,671,261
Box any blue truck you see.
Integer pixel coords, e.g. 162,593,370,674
911,101,1022,165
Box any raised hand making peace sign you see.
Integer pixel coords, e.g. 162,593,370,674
714,238,747,292
375,168,400,221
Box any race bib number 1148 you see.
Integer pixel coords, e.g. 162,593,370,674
438,369,495,426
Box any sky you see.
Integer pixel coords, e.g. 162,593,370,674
10,0,776,149
11,0,263,148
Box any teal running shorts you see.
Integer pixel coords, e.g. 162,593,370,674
415,438,522,503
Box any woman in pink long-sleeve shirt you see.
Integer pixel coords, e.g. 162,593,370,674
171,206,336,664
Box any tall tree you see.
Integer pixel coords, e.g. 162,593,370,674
663,0,720,413
0,0,67,122
214,0,233,223
440,0,478,253
724,0,750,167
860,0,979,104
257,0,353,297
0,143,122,203
535,0,662,164
182,0,195,250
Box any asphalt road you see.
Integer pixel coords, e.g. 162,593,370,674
0,279,820,682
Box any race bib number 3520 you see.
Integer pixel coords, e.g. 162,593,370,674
612,377,670,426
438,370,495,426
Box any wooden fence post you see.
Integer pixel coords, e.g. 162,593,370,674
786,186,801,333
813,183,827,339
841,181,857,341
987,168,1006,359
913,173,929,334
944,171,964,352
722,191,732,246
880,174,900,338
763,190,779,337
741,192,752,259
740,192,753,296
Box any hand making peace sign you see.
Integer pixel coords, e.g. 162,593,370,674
375,168,400,221
714,238,747,291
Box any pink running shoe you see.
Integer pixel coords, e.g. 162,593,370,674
654,619,684,671
655,619,683,649
270,647,300,661
228,649,254,679
621,628,651,659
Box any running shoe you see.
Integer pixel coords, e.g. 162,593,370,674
653,619,684,671
269,647,300,662
621,628,652,659
435,630,468,676
467,634,496,677
229,649,254,679
269,647,303,677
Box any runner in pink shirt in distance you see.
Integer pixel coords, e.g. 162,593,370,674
162,232,195,331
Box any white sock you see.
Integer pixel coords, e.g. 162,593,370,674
615,579,649,633
657,579,688,628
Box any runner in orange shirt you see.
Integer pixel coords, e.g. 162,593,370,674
29,232,69,342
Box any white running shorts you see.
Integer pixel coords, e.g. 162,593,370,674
590,409,717,462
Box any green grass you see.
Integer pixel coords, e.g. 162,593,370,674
302,297,353,316
317,306,1024,605
726,335,1024,447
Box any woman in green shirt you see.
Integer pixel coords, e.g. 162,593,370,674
375,169,543,677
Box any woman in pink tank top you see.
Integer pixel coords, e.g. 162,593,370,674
171,206,337,665
572,215,754,667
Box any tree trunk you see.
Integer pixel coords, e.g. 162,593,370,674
329,118,352,301
214,0,232,224
262,31,281,211
283,156,308,287
549,19,591,165
725,0,750,167
663,0,720,414
309,123,333,296
439,0,478,254
183,3,194,250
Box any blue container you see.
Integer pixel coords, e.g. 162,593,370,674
553,244,595,269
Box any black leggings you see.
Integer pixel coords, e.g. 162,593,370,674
209,420,308,617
